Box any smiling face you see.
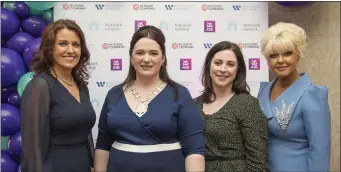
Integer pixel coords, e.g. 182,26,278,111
52,28,81,71
131,38,165,79
210,50,238,89
263,38,300,79
267,50,299,78
261,22,306,80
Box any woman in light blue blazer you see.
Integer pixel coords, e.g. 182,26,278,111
257,22,331,172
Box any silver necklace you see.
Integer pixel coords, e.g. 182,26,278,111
50,67,74,86
130,82,166,117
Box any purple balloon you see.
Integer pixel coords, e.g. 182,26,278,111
2,37,8,48
1,151,18,172
1,104,21,136
1,48,27,88
23,37,42,70
276,1,310,7
8,92,20,107
1,8,20,40
14,2,30,18
21,16,47,38
8,132,22,156
1,85,17,103
7,32,35,55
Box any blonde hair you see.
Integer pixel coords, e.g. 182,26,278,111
261,22,307,58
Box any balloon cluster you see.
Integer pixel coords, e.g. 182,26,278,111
1,2,56,172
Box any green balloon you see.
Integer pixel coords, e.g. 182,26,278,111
3,1,16,11
42,8,53,23
1,136,9,150
29,8,44,16
17,72,35,97
24,1,56,11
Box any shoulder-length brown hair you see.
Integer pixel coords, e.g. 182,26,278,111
31,19,90,88
200,41,250,103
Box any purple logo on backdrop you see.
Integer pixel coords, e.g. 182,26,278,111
135,20,146,31
111,59,122,71
180,59,192,70
249,58,260,70
204,20,215,32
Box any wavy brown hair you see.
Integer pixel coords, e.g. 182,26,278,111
31,19,90,88
200,41,250,103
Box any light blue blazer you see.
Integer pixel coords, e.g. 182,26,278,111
257,73,331,172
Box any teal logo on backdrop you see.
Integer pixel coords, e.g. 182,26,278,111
158,21,168,31
89,21,99,30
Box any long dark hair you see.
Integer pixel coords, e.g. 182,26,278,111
121,25,179,100
201,41,250,103
31,19,90,88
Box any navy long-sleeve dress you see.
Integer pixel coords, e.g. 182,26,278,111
95,83,205,172
20,72,96,172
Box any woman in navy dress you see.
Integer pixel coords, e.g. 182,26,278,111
257,22,331,171
94,25,205,172
20,19,96,172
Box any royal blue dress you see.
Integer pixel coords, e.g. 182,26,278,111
95,83,205,172
257,73,331,172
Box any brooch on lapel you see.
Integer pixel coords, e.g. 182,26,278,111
273,100,295,131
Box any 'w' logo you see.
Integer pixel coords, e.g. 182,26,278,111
96,82,105,87
165,5,173,10
95,4,104,10
203,43,212,49
232,5,241,11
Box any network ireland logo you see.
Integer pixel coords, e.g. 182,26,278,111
180,59,192,70
203,43,213,49
227,21,260,32
173,22,191,32
89,21,99,31
87,61,98,73
227,21,238,31
204,21,215,32
135,20,146,31
249,58,260,70
105,23,122,31
111,59,122,71
158,21,168,31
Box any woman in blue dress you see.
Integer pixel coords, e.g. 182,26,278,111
258,22,331,172
94,25,205,172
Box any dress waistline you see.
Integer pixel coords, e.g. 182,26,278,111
112,141,181,153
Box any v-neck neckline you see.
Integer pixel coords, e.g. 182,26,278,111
55,78,82,104
200,94,236,118
268,73,304,104
121,84,168,118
